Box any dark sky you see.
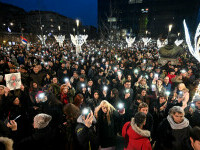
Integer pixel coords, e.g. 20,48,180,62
1,0,97,27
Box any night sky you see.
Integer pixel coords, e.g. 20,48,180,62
1,0,97,27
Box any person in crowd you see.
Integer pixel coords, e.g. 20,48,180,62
163,76,172,92
185,95,200,127
60,103,80,150
73,93,85,109
7,113,58,150
173,83,189,109
155,106,191,150
134,77,149,93
75,110,99,150
60,83,75,104
70,71,79,89
30,65,46,88
95,100,125,149
48,77,61,99
137,102,154,133
86,90,102,112
190,126,200,150
122,112,152,150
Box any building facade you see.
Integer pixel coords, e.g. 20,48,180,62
98,0,200,38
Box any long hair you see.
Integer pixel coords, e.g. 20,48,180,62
73,93,84,108
178,83,189,92
94,100,115,125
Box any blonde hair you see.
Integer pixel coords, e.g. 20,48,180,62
94,100,115,125
178,83,189,92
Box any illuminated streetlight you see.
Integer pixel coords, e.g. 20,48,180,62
58,25,61,31
168,24,173,32
76,19,80,27
178,32,180,37
73,28,75,35
83,29,86,34
146,30,148,35
10,22,14,26
3,24,6,26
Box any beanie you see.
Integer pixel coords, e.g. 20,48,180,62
34,113,52,129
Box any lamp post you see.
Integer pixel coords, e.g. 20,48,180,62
76,19,79,35
73,28,75,36
83,29,85,34
168,24,173,33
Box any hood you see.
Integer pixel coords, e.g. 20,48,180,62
0,137,13,150
130,118,150,140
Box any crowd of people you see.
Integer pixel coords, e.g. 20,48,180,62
0,38,200,150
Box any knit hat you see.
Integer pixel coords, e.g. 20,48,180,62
34,113,52,129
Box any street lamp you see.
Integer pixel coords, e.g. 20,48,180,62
76,19,79,27
168,24,173,33
76,19,79,35
146,30,148,35
178,32,180,37
58,25,61,31
10,22,14,26
83,29,86,34
3,24,6,26
73,28,75,35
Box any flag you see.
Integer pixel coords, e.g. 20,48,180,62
8,27,11,32
20,36,28,45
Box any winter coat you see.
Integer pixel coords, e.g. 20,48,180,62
185,107,200,127
155,116,191,150
30,71,46,87
75,115,99,150
96,109,121,148
122,118,152,150
15,127,58,150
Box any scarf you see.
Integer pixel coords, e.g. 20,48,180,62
167,115,189,130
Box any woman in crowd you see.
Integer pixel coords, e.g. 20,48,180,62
60,83,75,104
155,106,191,150
173,83,189,109
60,103,80,150
73,93,85,109
95,100,124,150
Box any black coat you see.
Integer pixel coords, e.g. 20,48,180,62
155,118,192,150
75,123,99,150
185,108,200,127
96,109,121,148
15,127,58,150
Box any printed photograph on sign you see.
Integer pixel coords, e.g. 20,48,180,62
5,73,22,90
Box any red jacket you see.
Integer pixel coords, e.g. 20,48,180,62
122,121,152,150
167,74,176,84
